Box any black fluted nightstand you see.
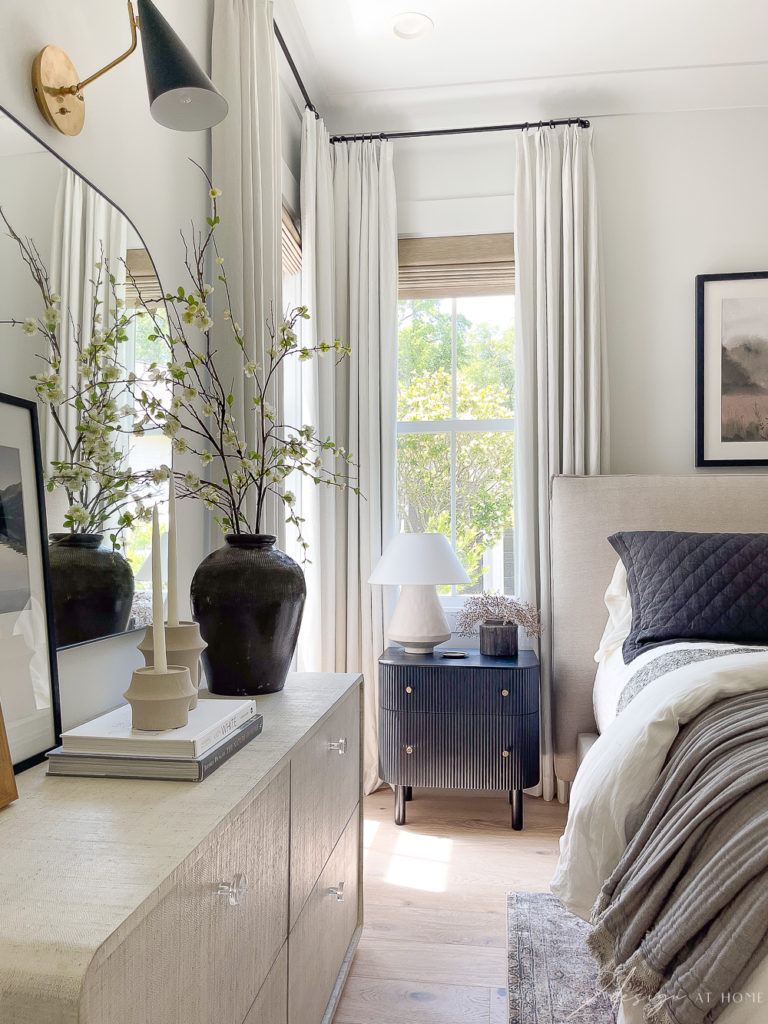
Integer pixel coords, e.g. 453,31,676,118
378,647,540,830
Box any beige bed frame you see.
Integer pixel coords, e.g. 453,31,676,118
550,474,768,783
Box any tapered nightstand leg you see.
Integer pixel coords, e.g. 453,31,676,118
394,785,407,825
405,786,413,801
511,789,523,830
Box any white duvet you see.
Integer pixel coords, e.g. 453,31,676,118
551,642,768,1023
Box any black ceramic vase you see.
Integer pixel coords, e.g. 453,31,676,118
479,619,519,657
48,533,135,647
191,534,306,696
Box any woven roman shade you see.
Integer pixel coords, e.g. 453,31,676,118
282,207,302,278
124,248,164,309
398,233,514,298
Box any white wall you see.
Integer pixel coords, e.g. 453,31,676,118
594,107,768,473
0,0,213,728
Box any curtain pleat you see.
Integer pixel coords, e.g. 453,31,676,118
514,125,609,803
49,167,127,471
299,111,398,795
211,0,282,536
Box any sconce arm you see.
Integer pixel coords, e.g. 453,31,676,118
64,1,139,95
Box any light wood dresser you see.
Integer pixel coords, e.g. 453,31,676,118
0,673,363,1024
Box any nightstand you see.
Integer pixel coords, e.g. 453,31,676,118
378,647,540,830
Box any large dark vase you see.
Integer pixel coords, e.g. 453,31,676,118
191,534,306,696
48,533,135,647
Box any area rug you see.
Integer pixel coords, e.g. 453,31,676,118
507,892,618,1024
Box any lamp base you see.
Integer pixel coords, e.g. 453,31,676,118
387,584,451,655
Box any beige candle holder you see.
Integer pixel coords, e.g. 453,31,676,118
123,666,197,731
138,621,207,709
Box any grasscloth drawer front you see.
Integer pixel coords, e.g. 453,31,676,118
243,944,287,1024
82,769,290,1024
288,810,360,1024
289,688,361,926
379,709,540,790
379,663,539,715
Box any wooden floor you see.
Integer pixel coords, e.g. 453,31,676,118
334,788,569,1024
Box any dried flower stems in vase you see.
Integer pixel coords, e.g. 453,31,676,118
455,593,542,658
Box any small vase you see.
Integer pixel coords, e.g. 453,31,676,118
48,533,134,647
479,619,518,657
191,534,306,696
138,621,207,709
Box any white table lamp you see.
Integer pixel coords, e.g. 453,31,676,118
369,533,470,654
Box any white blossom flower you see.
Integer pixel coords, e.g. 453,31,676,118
184,471,200,490
23,318,37,335
243,360,260,378
68,504,90,527
202,403,215,417
200,452,213,465
215,256,224,266
172,436,187,453
209,187,222,198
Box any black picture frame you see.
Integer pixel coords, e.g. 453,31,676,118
0,392,61,771
696,271,768,467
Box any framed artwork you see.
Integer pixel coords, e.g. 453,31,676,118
0,704,18,807
0,393,60,770
696,272,768,466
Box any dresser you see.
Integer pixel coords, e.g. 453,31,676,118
378,647,539,828
0,673,363,1024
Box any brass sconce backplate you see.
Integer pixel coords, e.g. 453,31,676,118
32,45,85,136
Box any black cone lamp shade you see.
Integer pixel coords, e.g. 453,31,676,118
137,0,228,131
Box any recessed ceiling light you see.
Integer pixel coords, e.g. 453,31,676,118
393,12,434,40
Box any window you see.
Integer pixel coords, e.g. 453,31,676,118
396,235,515,597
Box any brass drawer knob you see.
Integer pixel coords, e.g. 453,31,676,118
405,745,413,754
501,689,509,697
502,750,510,758
405,686,413,694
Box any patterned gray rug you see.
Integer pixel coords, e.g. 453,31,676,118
507,892,618,1024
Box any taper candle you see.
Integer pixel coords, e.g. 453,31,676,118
167,473,179,628
151,505,168,672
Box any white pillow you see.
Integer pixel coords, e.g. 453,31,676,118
594,558,632,663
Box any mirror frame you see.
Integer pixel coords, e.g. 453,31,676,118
0,104,170,650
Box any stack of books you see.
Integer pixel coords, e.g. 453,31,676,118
46,699,263,782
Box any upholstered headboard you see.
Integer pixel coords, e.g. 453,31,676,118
550,474,768,783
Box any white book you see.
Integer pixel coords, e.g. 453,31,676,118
61,699,258,758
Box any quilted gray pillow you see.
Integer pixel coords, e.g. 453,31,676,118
608,531,768,663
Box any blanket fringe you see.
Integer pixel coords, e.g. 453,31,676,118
586,923,618,990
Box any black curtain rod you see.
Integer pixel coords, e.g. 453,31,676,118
329,117,589,143
274,21,319,116
272,23,589,141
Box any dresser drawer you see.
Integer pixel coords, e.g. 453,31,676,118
244,943,287,1024
82,769,290,1024
380,663,539,715
288,810,360,1024
290,686,361,926
379,709,540,790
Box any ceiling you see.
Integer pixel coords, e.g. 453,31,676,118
274,0,768,132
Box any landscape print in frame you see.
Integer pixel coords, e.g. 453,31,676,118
0,393,60,770
696,271,768,466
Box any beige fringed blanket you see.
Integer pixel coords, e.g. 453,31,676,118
587,690,768,1024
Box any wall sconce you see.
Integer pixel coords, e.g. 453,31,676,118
31,0,228,137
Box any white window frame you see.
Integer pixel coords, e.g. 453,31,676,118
396,296,514,606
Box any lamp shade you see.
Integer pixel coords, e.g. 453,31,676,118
137,0,228,131
369,533,470,586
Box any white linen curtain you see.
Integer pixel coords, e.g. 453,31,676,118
49,167,127,469
514,124,609,802
211,0,282,536
299,109,398,794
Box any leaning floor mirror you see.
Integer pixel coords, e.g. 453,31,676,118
0,106,173,657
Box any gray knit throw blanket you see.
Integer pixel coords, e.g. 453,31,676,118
587,690,768,1024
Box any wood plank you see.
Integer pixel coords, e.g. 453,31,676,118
332,786,567,1023
334,977,491,1024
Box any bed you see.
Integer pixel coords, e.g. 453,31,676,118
548,474,768,1024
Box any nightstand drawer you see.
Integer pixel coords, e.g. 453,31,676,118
379,709,539,790
380,663,539,715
